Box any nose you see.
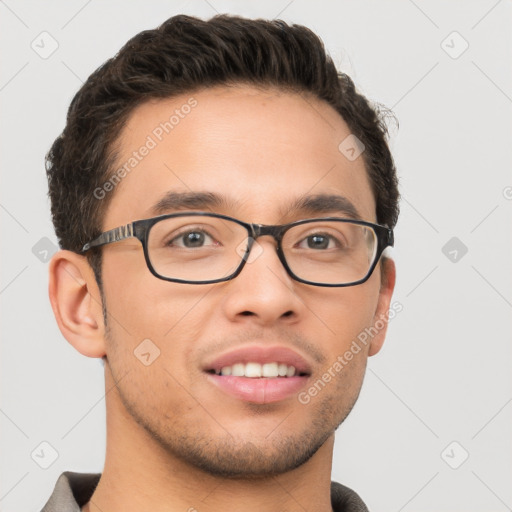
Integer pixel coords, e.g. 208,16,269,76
220,237,305,326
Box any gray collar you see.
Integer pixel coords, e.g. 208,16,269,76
41,472,369,512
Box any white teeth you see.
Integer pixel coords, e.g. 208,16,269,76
286,366,296,377
232,363,245,377
262,363,278,378
213,362,299,378
245,362,262,378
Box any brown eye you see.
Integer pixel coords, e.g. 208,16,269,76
168,230,215,248
306,234,330,249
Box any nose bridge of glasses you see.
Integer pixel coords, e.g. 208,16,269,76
250,223,286,244
242,223,290,277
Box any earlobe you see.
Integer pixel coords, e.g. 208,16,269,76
368,257,396,357
48,250,106,358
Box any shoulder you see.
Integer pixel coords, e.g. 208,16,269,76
331,480,369,512
40,471,101,512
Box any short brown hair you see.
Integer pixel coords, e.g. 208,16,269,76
46,14,399,285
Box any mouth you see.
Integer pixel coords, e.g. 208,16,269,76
206,362,309,378
203,346,312,404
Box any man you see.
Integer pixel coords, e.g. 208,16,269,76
42,13,399,512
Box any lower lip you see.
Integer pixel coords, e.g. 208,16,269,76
206,374,308,404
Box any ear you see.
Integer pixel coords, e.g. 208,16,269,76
48,250,106,358
368,257,396,356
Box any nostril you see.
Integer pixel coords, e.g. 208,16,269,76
282,310,293,317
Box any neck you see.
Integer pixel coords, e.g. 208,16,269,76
83,369,335,512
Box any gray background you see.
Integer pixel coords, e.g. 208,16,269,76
1,1,511,510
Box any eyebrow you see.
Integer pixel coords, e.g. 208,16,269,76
149,191,362,220
288,193,362,220
149,191,235,215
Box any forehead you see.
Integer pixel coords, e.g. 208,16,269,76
103,85,376,228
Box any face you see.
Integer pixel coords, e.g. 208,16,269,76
99,85,392,477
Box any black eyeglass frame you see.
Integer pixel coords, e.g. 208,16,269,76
81,211,394,287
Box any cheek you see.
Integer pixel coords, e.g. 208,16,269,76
101,277,210,423
102,251,200,338
101,258,214,376
318,281,380,354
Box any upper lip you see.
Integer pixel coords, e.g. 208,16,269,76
203,345,313,376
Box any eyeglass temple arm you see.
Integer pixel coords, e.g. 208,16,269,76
82,224,135,252
387,229,394,247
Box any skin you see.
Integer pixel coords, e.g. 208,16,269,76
49,85,396,512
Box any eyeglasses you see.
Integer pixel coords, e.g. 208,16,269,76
81,212,393,287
